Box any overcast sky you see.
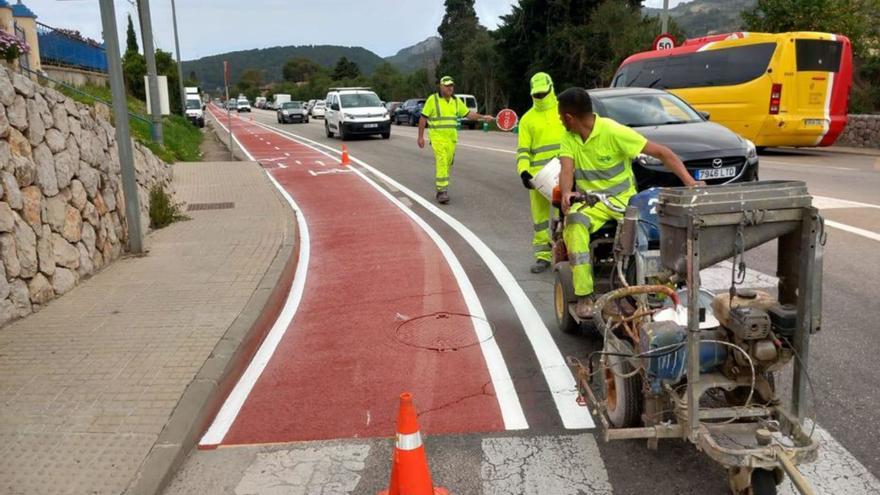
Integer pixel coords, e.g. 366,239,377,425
21,0,688,61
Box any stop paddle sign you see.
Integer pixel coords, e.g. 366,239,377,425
495,108,518,132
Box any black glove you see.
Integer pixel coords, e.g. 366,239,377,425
520,171,534,189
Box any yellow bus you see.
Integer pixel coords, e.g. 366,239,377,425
612,32,853,148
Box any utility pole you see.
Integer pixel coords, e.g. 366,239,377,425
661,0,670,33
170,0,187,115
98,0,145,254
137,0,163,144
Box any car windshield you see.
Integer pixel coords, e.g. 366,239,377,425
282,102,301,109
597,93,702,127
340,93,382,108
185,99,201,109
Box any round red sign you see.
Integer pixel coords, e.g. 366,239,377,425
653,33,676,51
495,108,518,132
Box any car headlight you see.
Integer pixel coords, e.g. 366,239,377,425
282,110,289,115
636,153,662,167
745,139,758,161
343,113,356,120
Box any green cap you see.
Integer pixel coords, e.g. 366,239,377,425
530,72,553,95
440,76,455,86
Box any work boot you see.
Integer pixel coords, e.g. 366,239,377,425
436,191,450,204
575,296,595,319
530,259,551,274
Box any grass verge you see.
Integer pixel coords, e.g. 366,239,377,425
57,83,202,163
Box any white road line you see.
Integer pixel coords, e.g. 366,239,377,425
295,160,302,165
813,195,880,210
285,152,290,157
200,112,311,447
245,119,527,430
250,121,593,429
278,163,287,169
316,160,326,167
274,146,280,150
825,220,880,243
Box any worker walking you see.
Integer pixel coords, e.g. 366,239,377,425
417,76,494,204
516,72,565,273
556,88,702,318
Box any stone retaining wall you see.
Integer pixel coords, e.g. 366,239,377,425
838,114,880,148
0,65,174,326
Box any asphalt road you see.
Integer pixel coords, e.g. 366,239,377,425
166,109,880,495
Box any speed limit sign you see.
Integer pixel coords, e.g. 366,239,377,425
653,33,676,51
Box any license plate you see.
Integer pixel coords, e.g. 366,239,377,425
697,167,736,180
804,118,826,126
363,123,378,129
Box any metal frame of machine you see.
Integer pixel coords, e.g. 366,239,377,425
569,181,824,495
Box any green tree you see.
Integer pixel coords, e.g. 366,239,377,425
331,56,362,80
125,15,139,55
282,57,323,83
436,0,482,80
122,51,147,100
370,62,403,101
235,68,265,102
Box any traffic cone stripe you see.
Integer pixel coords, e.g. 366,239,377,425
396,431,423,451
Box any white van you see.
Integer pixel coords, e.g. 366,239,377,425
456,94,479,129
185,95,204,128
324,87,391,140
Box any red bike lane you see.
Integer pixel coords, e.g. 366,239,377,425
201,108,518,446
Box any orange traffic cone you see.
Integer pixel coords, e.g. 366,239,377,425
378,393,449,495
340,145,351,166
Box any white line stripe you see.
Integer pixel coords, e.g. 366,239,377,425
250,121,594,429
245,120,527,430
813,195,880,210
316,160,326,167
200,111,311,446
295,160,302,165
825,220,880,243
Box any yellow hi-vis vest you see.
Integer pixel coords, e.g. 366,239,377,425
421,93,470,142
516,95,565,176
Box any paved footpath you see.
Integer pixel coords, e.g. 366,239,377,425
0,161,295,494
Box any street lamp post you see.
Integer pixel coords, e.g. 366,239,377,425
170,0,186,115
661,0,670,33
98,0,144,254
136,0,163,144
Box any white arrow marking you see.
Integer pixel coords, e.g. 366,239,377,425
308,168,352,176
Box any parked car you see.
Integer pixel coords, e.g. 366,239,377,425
393,98,426,126
385,101,401,117
306,99,316,112
310,100,326,118
237,97,251,112
587,87,759,189
324,87,391,140
185,96,205,128
225,99,238,111
456,94,479,129
277,101,309,124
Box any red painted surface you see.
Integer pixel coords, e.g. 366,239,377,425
205,107,504,444
819,35,853,147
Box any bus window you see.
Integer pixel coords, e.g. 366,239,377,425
796,39,842,72
617,43,777,90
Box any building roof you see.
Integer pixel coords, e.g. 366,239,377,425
12,1,36,18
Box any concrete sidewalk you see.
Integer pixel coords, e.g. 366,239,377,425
0,161,296,495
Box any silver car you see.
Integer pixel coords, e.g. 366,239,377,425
277,101,309,124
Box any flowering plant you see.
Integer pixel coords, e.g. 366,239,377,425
0,31,30,63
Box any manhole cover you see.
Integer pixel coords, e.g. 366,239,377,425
396,312,494,352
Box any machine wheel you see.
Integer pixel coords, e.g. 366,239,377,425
339,124,348,141
602,340,643,428
554,262,579,335
750,469,777,495
381,131,390,139
325,121,333,138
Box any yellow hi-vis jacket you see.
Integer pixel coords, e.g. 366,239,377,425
421,93,470,143
516,91,565,176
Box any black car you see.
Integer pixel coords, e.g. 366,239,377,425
588,88,759,190
277,101,309,124
394,98,426,126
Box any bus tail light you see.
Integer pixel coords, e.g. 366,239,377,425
769,84,782,114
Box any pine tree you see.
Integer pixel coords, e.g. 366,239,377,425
436,0,482,81
125,15,139,55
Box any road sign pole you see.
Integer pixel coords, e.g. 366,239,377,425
137,0,163,144
661,0,670,34
224,61,233,160
170,0,187,116
98,0,144,254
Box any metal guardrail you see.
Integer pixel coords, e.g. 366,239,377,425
19,65,151,125
36,21,108,73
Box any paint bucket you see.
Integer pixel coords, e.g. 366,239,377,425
531,157,561,201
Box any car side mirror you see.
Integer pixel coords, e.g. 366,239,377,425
202,104,206,110
331,103,340,111
698,111,710,120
